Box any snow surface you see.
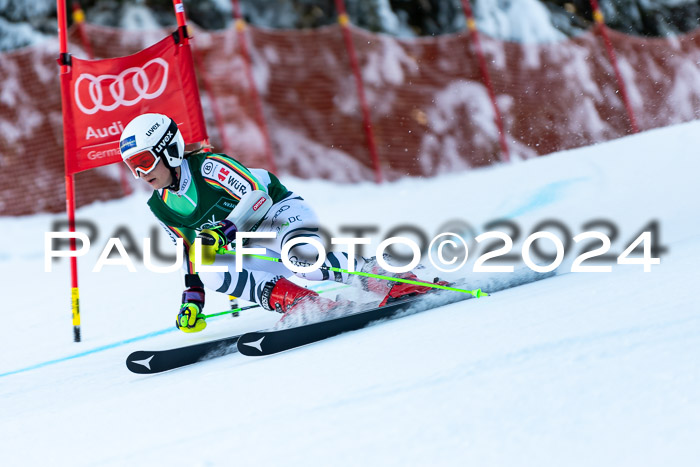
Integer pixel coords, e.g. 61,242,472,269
1,121,700,466
474,0,568,43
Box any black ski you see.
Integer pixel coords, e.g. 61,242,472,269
237,288,474,356
126,334,241,374
128,270,556,371
125,296,430,373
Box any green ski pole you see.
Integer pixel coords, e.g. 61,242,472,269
217,249,488,298
201,284,352,319
202,304,260,319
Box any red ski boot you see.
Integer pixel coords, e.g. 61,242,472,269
261,277,342,315
352,256,448,306
378,272,449,306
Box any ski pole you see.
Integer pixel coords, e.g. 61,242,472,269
201,284,351,319
216,250,488,298
202,304,260,319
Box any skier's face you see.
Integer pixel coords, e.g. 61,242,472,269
138,158,172,190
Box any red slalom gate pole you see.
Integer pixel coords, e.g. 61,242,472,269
231,0,278,173
334,0,383,183
57,0,81,342
172,0,189,44
460,0,510,163
588,0,639,133
171,0,215,153
191,41,233,155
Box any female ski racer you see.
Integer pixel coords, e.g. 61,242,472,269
119,113,435,333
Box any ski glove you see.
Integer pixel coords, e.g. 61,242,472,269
214,219,239,243
177,285,206,333
189,220,238,266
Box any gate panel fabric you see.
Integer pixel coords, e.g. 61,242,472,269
61,33,207,175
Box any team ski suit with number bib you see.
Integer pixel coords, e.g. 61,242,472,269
120,113,439,333
149,152,360,312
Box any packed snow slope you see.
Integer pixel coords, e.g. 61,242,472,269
1,121,699,466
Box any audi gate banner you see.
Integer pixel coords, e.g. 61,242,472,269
60,33,207,175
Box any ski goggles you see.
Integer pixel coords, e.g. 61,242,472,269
123,119,180,179
124,149,161,179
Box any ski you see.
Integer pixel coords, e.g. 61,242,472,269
126,334,241,374
127,270,555,371
237,287,475,356
125,295,441,373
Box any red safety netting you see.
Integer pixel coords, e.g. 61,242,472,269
1,23,700,216
0,42,124,216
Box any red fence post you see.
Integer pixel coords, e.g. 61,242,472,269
334,0,383,183
588,0,639,133
72,1,134,195
71,1,94,58
460,0,510,163
231,0,278,173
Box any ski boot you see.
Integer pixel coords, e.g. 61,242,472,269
353,256,449,307
261,277,350,318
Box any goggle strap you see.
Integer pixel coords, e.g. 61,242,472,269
152,119,180,160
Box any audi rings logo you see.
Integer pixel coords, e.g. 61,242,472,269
74,58,169,115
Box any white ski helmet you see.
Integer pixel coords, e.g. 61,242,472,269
119,113,185,174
